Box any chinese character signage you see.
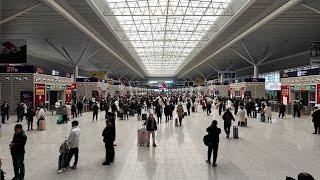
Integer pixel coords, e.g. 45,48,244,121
34,83,46,107
281,85,290,105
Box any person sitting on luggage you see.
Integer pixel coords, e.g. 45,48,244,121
206,120,221,167
222,108,235,138
144,114,157,147
102,120,116,165
58,121,80,173
36,106,45,130
238,107,247,127
57,140,69,172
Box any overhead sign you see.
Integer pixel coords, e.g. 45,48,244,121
0,65,35,73
244,78,265,82
281,68,320,78
265,82,281,91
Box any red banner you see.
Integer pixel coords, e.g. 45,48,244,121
281,85,290,105
34,83,46,107
317,84,320,104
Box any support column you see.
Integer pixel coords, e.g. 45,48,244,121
253,65,258,78
73,65,78,82
220,72,224,84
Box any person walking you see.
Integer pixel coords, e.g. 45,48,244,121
102,120,116,165
176,104,184,126
71,103,77,119
206,101,212,116
77,101,83,116
9,124,27,180
144,114,157,147
15,104,24,123
92,103,99,121
186,99,191,116
155,103,162,124
1,102,9,122
26,107,35,131
278,102,286,119
206,120,221,167
58,120,80,173
222,108,235,138
61,105,68,124
238,106,246,126
264,105,272,123
311,106,320,134
164,104,171,122
293,102,299,118
218,101,223,116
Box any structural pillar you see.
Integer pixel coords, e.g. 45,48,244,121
220,72,224,84
73,65,78,82
253,65,258,78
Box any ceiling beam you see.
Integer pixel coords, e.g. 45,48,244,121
44,0,144,78
230,48,255,65
301,3,320,15
235,50,309,72
207,63,220,72
178,0,303,78
0,2,43,25
77,48,102,65
75,40,92,65
241,40,255,63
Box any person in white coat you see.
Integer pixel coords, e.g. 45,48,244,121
238,106,247,126
264,105,272,123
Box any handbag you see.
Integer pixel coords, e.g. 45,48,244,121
203,134,210,146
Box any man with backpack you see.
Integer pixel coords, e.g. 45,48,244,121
205,120,221,167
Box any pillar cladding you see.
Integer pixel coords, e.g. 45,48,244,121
253,65,258,78
73,65,78,82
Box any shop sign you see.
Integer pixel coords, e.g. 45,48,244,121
76,77,100,82
281,68,320,78
290,85,316,91
317,84,320,104
281,85,290,105
46,84,66,90
244,78,265,82
35,67,44,74
34,83,46,107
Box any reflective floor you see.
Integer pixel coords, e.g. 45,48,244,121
0,107,319,180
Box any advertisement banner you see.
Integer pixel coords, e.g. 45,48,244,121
20,91,33,108
281,85,290,105
34,84,46,107
317,84,320,104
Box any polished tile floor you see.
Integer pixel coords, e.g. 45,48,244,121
0,107,319,180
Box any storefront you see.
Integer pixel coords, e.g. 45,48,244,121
0,65,72,113
207,84,229,97
229,78,265,99
265,82,281,101
280,67,320,115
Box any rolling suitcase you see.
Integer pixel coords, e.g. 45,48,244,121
253,111,257,118
192,106,195,112
233,126,238,139
58,153,68,170
261,113,266,122
137,127,147,146
38,120,46,131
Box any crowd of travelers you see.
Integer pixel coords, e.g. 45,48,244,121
0,92,316,180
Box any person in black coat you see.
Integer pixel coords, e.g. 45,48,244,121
278,102,286,119
233,100,239,115
155,103,162,124
186,100,191,116
92,103,99,121
102,120,115,165
26,107,35,131
71,103,77,119
15,104,24,122
10,124,27,180
169,102,175,120
222,109,235,138
293,102,299,118
164,104,171,122
206,120,221,167
77,101,83,116
218,102,223,115
1,102,9,123
312,107,320,134
144,114,157,147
